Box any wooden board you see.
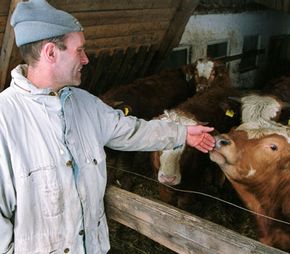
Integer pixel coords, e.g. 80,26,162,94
85,31,165,52
0,0,10,15
105,185,288,254
0,0,21,90
74,8,175,26
49,0,177,12
84,21,169,40
0,16,7,33
255,0,290,12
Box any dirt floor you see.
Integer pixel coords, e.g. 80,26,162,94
106,150,258,254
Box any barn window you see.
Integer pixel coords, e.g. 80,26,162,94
207,41,228,59
240,35,260,72
161,45,191,69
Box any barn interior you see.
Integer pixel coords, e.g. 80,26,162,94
0,0,290,253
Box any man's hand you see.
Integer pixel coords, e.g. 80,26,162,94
186,125,215,153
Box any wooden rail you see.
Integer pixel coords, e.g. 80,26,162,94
105,185,288,254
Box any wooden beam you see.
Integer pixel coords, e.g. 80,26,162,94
49,0,176,12
105,185,288,254
0,16,7,33
74,8,175,27
0,0,10,15
85,31,165,52
0,0,20,91
148,0,200,74
254,0,290,12
84,21,169,40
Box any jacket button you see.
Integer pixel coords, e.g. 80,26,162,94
64,248,70,253
49,91,58,96
93,159,98,165
66,160,73,167
79,229,85,235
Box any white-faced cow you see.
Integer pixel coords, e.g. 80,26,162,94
235,94,290,142
150,63,242,209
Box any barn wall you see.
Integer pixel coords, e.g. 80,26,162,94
179,10,290,88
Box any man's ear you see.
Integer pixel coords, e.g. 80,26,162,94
42,42,57,63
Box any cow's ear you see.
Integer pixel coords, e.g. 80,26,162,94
150,151,161,173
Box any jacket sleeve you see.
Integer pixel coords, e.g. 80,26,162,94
0,135,15,254
96,98,187,151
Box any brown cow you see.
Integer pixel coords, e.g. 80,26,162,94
104,58,230,191
100,58,230,120
150,75,242,209
210,130,290,251
100,66,196,120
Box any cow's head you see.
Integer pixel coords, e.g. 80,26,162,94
151,109,197,185
209,130,290,250
151,148,184,185
240,94,283,123
193,58,229,93
210,130,290,184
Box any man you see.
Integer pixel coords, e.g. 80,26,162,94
0,0,215,253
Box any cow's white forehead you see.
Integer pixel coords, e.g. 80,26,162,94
241,95,282,123
161,110,197,125
196,60,214,79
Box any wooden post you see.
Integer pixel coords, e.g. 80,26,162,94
105,185,288,254
0,0,21,91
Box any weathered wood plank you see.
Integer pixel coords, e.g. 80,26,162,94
138,44,158,78
74,8,175,27
92,53,113,94
0,0,21,91
116,47,138,86
0,0,10,15
109,47,136,87
84,21,169,40
49,0,177,12
102,49,126,90
255,0,290,12
122,45,150,84
0,16,7,33
85,31,165,52
0,33,3,48
105,185,288,254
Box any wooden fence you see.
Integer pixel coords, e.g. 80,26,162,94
105,185,288,254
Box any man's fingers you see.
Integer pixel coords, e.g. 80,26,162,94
203,133,215,144
195,145,208,153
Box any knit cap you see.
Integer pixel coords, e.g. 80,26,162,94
11,0,83,46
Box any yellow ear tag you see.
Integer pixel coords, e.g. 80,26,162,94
288,119,290,125
124,107,130,116
225,109,234,117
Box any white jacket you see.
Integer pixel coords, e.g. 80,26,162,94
0,65,186,254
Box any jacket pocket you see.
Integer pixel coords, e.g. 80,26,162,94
28,164,64,217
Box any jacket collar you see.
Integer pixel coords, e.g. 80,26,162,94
11,64,56,95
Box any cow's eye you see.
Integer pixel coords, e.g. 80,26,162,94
270,144,278,151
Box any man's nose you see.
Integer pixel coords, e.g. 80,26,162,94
81,52,89,65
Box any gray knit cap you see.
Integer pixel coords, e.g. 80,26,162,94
11,0,83,47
